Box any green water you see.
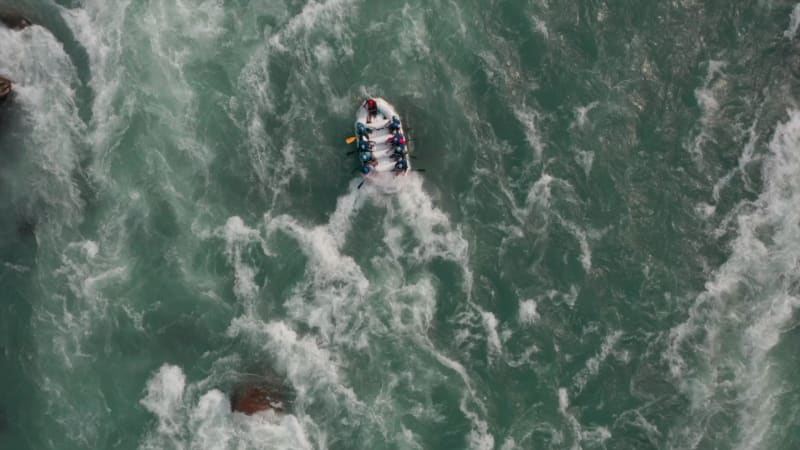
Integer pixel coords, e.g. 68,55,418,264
1,0,800,448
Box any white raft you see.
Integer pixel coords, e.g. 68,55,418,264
354,97,410,189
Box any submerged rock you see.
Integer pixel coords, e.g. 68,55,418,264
230,378,293,415
0,12,32,30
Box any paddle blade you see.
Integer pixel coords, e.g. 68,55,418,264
345,136,357,144
357,179,366,189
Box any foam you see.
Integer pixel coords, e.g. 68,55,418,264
0,25,85,229
735,110,764,195
574,150,595,176
522,173,596,274
514,106,545,160
61,4,127,163
613,410,662,448
261,208,370,346
385,277,437,334
220,216,265,314
562,220,592,273
467,418,496,450
481,312,503,358
500,437,519,450
518,299,540,324
557,387,612,448
558,387,569,414
572,331,623,394
392,175,471,266
140,364,187,439
398,3,433,60
687,60,727,164
785,3,800,39
48,239,130,367
139,363,316,450
531,16,550,38
666,110,800,449
525,173,556,213
572,102,598,129
377,178,507,447
63,0,220,182
267,0,354,51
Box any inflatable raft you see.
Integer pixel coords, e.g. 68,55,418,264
353,97,410,189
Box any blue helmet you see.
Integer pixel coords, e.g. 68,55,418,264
361,165,371,174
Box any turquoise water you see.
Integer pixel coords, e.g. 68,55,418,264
1,0,800,448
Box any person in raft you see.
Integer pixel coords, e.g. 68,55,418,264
393,157,409,175
386,132,405,145
357,136,374,152
365,98,379,123
356,121,372,137
391,141,408,160
360,148,379,168
387,116,401,134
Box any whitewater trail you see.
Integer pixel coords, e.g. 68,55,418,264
136,173,498,449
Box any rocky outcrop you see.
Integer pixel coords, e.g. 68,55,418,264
230,379,293,415
0,12,32,30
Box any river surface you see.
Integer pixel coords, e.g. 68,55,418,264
1,1,799,449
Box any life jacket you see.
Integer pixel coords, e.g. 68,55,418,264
395,159,408,170
357,123,368,135
360,152,373,162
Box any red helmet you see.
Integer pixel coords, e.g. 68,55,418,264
399,137,407,145
367,99,376,107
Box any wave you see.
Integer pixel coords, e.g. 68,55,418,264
666,110,800,449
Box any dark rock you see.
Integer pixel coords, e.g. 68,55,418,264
230,378,294,415
0,12,32,30
0,77,11,103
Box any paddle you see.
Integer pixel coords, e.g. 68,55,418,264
358,179,366,189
